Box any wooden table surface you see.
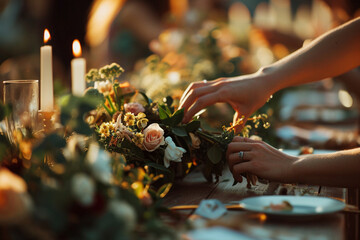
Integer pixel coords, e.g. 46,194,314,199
163,165,354,240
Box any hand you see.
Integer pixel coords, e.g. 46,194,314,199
179,73,272,129
226,136,298,183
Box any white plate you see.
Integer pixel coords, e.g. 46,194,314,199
239,195,345,217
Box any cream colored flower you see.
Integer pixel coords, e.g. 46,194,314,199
189,132,201,149
136,112,146,119
137,118,148,129
94,80,112,96
163,137,186,168
115,115,133,141
143,123,165,152
108,200,136,231
71,173,95,206
0,168,32,225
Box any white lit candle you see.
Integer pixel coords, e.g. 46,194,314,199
40,29,54,111
71,39,86,96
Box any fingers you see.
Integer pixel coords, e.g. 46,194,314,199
227,150,254,173
226,141,253,159
232,162,252,178
182,91,222,123
179,80,208,104
179,79,227,123
232,136,263,143
226,140,266,185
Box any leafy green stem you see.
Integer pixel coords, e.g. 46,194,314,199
106,95,117,114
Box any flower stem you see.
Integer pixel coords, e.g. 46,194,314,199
102,103,113,116
106,95,117,114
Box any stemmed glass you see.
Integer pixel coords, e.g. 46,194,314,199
3,80,39,141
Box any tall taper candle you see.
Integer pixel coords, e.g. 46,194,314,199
71,39,86,96
40,29,54,111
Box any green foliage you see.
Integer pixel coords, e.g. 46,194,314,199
59,94,101,135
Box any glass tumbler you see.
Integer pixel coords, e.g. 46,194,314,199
3,80,39,140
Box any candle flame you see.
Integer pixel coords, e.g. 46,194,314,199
44,29,51,44
72,39,82,57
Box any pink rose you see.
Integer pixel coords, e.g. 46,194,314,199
143,123,165,152
124,102,145,116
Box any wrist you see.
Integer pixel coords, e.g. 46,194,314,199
287,156,306,184
256,65,282,96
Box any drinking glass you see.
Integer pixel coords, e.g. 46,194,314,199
3,80,39,140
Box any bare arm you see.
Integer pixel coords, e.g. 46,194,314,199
289,148,360,187
180,17,360,123
263,16,360,93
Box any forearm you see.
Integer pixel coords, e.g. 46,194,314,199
259,17,360,94
289,148,360,187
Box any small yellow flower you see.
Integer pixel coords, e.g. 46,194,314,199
136,118,148,129
99,122,115,138
136,112,146,119
124,113,135,126
133,132,144,149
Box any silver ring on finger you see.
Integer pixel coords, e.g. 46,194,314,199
238,151,244,161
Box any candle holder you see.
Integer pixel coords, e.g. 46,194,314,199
37,110,57,133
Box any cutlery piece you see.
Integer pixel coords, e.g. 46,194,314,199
170,204,245,211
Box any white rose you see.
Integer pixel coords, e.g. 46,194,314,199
71,173,95,206
163,137,186,168
86,142,112,183
108,200,136,231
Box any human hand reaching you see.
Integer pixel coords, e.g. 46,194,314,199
179,72,273,131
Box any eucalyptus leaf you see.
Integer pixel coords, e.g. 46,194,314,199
171,126,188,137
158,105,170,120
169,109,184,126
207,145,223,164
185,120,200,132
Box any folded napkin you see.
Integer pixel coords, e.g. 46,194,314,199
194,199,227,219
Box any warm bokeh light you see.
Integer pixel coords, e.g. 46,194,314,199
0,168,27,192
170,0,188,20
338,89,353,108
44,29,51,44
86,0,126,47
72,39,82,57
259,213,267,222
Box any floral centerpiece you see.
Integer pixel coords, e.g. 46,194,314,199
0,99,179,239
85,63,270,184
